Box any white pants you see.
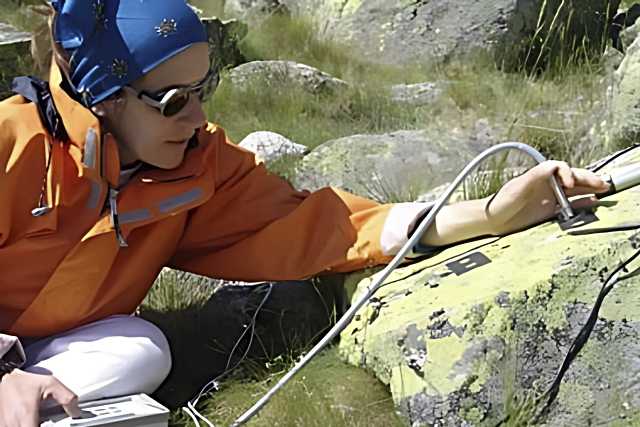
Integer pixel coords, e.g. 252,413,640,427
22,315,172,403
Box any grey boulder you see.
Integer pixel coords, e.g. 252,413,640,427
278,0,619,70
239,131,309,163
228,60,348,94
293,121,500,202
390,82,446,107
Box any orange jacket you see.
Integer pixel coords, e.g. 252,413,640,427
0,65,428,341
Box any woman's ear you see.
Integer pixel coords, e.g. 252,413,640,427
91,92,127,118
90,103,108,117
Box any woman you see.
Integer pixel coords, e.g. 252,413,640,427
0,0,609,425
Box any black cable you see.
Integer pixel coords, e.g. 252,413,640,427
493,245,640,426
587,144,640,173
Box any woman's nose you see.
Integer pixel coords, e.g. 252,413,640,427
177,94,207,128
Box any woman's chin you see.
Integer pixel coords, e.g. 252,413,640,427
147,154,185,170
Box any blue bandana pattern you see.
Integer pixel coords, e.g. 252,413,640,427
50,0,207,106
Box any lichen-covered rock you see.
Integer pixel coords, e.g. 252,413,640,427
228,60,348,94
238,131,309,162
339,147,640,425
293,121,500,201
279,0,619,70
389,82,445,107
0,22,32,100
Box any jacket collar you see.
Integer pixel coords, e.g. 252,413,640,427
48,63,120,188
49,63,100,150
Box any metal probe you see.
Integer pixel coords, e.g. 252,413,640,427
597,163,640,198
230,142,574,426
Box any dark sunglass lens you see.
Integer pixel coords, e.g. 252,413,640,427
163,92,190,117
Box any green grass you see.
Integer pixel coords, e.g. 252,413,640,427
168,347,405,427
141,272,404,427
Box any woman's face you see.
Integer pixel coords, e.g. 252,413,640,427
99,42,210,169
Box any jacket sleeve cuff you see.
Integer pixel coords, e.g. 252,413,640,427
380,202,440,258
0,334,26,367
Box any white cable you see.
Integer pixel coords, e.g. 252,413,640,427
182,406,202,427
231,142,573,426
181,283,274,426
188,401,215,427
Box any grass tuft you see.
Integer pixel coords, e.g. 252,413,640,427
170,347,405,427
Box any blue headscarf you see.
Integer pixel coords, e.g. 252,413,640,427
50,0,208,106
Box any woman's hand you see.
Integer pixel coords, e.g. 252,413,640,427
0,369,80,427
419,160,610,247
485,160,610,235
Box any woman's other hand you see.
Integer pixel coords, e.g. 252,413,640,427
419,160,610,247
0,369,80,427
485,160,610,235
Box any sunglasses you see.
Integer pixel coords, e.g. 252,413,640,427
127,69,220,117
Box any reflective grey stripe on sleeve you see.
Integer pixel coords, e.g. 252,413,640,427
86,181,102,210
158,188,203,213
83,128,97,169
119,208,152,225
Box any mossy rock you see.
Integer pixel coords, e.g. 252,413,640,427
339,147,640,425
293,123,500,202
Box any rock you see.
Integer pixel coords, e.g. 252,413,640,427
228,60,348,94
0,22,29,44
0,22,31,100
238,131,309,163
610,21,640,142
201,17,248,75
278,0,619,70
224,0,288,18
339,147,640,425
621,16,640,51
293,121,501,202
414,166,527,204
390,82,445,107
611,3,640,52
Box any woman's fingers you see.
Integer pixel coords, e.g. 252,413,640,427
571,168,609,190
536,161,609,195
565,186,607,197
550,161,575,189
44,378,81,419
568,195,599,210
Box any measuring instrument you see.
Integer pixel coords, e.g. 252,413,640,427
39,394,169,427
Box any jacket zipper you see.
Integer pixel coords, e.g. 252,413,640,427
108,187,128,248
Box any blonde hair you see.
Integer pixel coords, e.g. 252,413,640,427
30,2,71,78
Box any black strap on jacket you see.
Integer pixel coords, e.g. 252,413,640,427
11,75,68,141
